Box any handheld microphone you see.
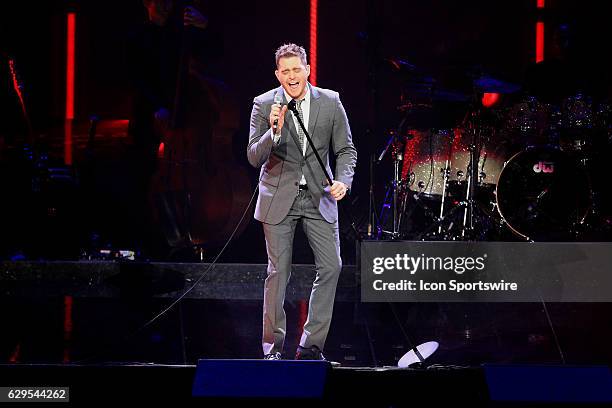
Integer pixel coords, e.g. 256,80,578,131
273,92,282,134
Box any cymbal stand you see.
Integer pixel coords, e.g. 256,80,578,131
460,124,473,239
377,131,403,239
437,157,451,235
392,140,403,239
367,153,376,238
460,113,483,240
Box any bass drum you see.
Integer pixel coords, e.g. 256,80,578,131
496,146,591,241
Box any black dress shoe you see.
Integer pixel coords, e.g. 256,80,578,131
264,352,281,360
295,345,340,366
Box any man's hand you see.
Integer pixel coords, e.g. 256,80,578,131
330,181,348,201
184,6,208,29
269,104,288,135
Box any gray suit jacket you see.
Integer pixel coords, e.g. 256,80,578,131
247,85,357,225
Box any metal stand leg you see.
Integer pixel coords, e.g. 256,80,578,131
392,150,403,239
438,159,450,235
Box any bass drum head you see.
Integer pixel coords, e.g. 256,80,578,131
496,146,591,241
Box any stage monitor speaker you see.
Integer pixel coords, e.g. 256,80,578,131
192,359,330,398
484,364,612,403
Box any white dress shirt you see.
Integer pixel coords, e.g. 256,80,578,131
273,85,311,185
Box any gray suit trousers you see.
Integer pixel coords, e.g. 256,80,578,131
262,188,342,355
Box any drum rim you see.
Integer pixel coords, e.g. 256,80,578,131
495,149,530,240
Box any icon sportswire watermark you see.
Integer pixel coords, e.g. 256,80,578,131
360,241,612,302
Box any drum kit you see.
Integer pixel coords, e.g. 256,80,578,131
375,71,611,242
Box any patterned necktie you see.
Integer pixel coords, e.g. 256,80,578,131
295,99,305,153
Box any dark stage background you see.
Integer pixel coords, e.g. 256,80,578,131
2,0,612,370
2,0,611,262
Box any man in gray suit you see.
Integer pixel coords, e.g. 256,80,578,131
247,43,357,361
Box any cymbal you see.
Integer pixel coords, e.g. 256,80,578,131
474,75,521,94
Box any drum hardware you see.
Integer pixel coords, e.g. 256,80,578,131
424,111,493,241
373,62,610,242
376,113,506,241
376,130,407,239
377,126,444,240
436,158,452,235
457,158,479,238
391,136,403,239
367,153,376,238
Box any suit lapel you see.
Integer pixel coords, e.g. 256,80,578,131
306,85,321,157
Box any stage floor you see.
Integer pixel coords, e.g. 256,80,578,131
1,261,611,370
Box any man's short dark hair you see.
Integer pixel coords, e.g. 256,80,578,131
275,43,308,67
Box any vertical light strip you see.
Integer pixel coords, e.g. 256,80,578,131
65,12,76,165
536,22,545,62
63,295,73,363
535,0,544,63
309,0,318,86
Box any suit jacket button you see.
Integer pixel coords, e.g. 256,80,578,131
322,179,328,187
294,181,298,186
